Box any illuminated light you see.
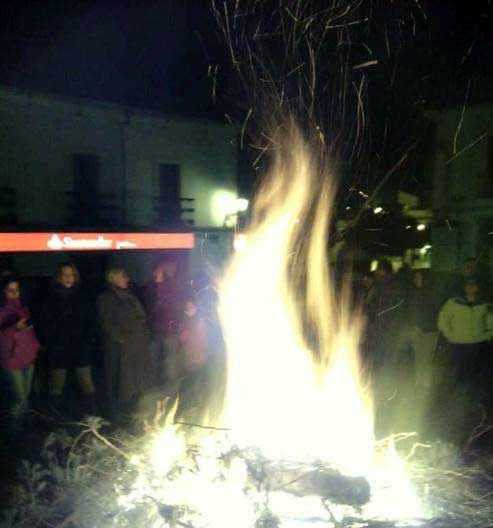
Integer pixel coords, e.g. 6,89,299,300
233,233,248,252
212,192,250,225
0,232,195,252
416,223,426,231
212,190,239,225
235,198,249,212
346,206,351,210
370,260,379,272
406,225,412,230
419,244,432,255
373,206,383,214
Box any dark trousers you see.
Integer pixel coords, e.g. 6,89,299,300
431,341,492,446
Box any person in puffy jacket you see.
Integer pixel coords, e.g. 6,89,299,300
438,279,492,346
0,276,40,433
436,277,493,444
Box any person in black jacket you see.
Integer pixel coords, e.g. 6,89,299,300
39,263,96,413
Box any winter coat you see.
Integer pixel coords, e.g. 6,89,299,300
0,299,40,369
98,285,154,405
368,277,403,324
438,297,493,345
39,285,95,369
405,286,438,332
145,280,187,337
179,315,208,371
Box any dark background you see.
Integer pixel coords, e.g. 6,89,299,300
0,1,491,216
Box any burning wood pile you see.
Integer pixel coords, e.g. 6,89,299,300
6,413,493,528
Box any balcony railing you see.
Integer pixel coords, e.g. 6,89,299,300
153,196,195,227
65,191,120,227
0,189,196,230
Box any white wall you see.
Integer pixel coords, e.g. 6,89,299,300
0,87,238,228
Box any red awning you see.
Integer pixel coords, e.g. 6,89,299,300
0,232,195,252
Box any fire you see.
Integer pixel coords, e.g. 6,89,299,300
219,126,373,474
147,123,424,526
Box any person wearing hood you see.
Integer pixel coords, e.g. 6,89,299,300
39,263,96,414
436,277,493,444
98,266,154,420
0,275,40,434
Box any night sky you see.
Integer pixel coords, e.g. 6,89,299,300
0,1,225,118
0,0,491,203
0,1,491,121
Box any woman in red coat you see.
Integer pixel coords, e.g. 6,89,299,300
0,276,40,433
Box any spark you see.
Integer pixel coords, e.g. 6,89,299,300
453,79,472,155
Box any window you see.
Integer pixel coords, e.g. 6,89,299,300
73,153,100,205
158,163,181,225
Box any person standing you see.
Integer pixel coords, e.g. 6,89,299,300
398,270,439,433
367,259,405,436
39,263,96,415
145,257,186,386
176,297,214,424
0,276,40,435
436,278,492,445
366,259,402,373
192,269,227,420
98,267,154,420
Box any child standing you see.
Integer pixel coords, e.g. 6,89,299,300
178,299,208,417
0,276,40,435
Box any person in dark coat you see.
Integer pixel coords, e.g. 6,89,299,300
366,259,405,436
98,266,154,419
366,259,403,374
145,257,186,386
392,270,440,434
39,263,96,413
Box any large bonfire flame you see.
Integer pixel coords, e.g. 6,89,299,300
149,123,424,527
220,125,372,473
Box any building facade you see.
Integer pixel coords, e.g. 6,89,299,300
0,86,239,229
428,103,493,272
0,86,239,277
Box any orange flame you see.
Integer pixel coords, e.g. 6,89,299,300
149,123,424,525
219,125,373,473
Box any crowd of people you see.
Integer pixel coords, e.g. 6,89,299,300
0,255,492,449
0,258,223,440
359,257,493,445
